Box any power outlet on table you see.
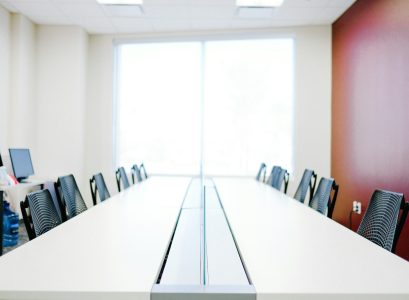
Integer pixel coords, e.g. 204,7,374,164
352,201,362,214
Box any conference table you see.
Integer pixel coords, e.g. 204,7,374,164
0,176,408,300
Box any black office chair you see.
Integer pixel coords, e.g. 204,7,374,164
56,174,87,220
116,167,130,192
256,163,267,182
90,173,111,206
131,164,143,184
269,166,289,193
357,190,408,253
140,163,148,180
294,169,317,204
20,189,62,240
274,168,289,193
309,177,339,218
266,166,281,186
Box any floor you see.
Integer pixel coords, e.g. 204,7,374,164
2,222,29,255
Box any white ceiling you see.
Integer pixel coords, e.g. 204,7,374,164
0,0,356,35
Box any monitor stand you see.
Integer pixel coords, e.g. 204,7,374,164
18,177,29,183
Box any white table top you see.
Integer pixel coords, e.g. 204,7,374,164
160,208,202,285
214,177,409,300
0,176,190,300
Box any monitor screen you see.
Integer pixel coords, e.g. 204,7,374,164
9,149,34,181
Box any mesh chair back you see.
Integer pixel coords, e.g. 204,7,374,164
57,174,87,219
116,167,130,192
131,164,143,184
272,167,289,193
90,173,111,206
357,190,407,252
20,196,36,240
43,181,62,221
294,169,317,204
256,163,267,182
266,166,281,186
26,190,62,238
309,177,339,218
140,163,148,179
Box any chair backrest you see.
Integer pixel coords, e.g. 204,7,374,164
90,173,111,206
266,166,281,186
43,181,62,221
357,190,408,253
23,190,62,239
140,163,148,179
131,164,143,184
20,196,35,240
269,167,289,193
294,169,317,204
116,167,130,192
256,163,267,182
309,177,339,218
57,174,87,219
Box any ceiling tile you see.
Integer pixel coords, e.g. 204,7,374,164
112,17,153,33
191,19,232,30
55,2,106,18
102,4,144,17
190,5,236,19
0,1,18,12
283,0,330,8
327,0,356,8
271,6,324,20
231,19,277,29
236,7,276,18
146,0,192,4
11,1,61,16
151,19,192,32
27,13,71,25
144,5,190,19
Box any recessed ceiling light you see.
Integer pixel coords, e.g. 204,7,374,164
96,0,143,5
236,0,284,8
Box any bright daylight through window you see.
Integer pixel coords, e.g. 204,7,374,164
115,38,294,176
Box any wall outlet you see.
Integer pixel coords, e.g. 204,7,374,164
352,200,361,214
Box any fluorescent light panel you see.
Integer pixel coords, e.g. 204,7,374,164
236,0,284,7
96,0,143,5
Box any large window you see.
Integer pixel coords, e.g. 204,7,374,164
115,37,294,176
116,42,202,175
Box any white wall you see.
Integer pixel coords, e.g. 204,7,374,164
85,35,117,194
9,14,36,149
35,25,90,204
292,26,332,194
86,26,332,196
0,6,92,204
0,6,10,154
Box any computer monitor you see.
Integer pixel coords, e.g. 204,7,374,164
9,148,34,182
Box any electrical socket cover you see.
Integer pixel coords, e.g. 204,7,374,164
353,201,361,214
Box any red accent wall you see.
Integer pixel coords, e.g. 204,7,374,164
332,0,409,260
